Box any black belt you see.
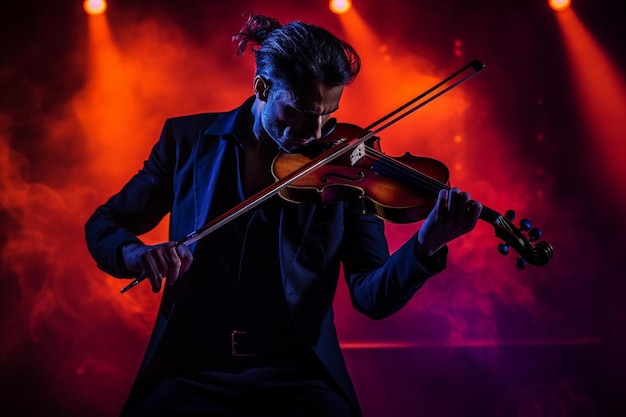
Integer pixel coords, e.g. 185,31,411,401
181,329,321,372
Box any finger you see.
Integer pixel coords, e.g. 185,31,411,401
146,245,172,293
142,250,163,293
153,245,171,275
177,245,194,276
456,191,470,212
448,188,468,216
164,245,182,286
466,199,483,229
446,187,456,212
458,193,471,219
458,191,470,206
436,188,449,219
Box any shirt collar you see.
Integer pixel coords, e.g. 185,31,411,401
202,96,256,145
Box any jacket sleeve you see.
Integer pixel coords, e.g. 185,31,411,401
84,120,176,278
341,200,447,320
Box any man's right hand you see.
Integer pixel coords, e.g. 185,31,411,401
122,242,193,293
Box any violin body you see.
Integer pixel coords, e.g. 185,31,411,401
272,137,450,223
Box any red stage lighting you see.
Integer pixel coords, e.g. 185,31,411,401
549,0,571,12
330,0,352,15
83,0,107,16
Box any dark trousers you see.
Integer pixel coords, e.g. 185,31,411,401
124,367,353,417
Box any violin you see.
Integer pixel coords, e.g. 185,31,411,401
272,122,554,269
121,60,552,293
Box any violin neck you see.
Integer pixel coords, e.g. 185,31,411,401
368,148,497,223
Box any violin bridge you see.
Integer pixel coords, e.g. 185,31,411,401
350,144,366,166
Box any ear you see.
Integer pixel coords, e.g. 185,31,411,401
253,76,270,101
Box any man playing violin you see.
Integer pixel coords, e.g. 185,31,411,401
85,13,482,417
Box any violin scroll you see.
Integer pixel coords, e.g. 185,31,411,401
489,209,554,269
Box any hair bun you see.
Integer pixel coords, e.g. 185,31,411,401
233,14,282,56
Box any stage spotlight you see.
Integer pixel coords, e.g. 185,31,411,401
549,0,571,11
330,0,352,15
83,0,107,16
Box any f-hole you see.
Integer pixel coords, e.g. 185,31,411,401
321,171,365,183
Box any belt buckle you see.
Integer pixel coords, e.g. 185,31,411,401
231,330,256,357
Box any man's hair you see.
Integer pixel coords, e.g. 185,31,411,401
233,14,361,91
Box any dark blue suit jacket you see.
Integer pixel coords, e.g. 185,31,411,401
85,97,447,416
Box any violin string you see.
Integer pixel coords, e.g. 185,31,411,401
362,145,512,232
363,145,449,194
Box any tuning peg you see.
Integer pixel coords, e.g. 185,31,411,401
505,210,516,221
519,218,532,231
528,227,542,242
498,243,510,255
516,257,527,269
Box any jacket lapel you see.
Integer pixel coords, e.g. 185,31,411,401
189,101,252,251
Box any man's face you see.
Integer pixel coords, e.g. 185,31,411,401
260,80,344,153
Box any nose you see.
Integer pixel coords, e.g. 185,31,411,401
304,115,324,140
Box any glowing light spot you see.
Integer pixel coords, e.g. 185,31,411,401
378,45,391,62
549,0,571,11
329,0,352,14
455,163,463,171
83,0,107,16
454,135,463,143
453,39,464,58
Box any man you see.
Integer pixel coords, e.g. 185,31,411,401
85,13,482,417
